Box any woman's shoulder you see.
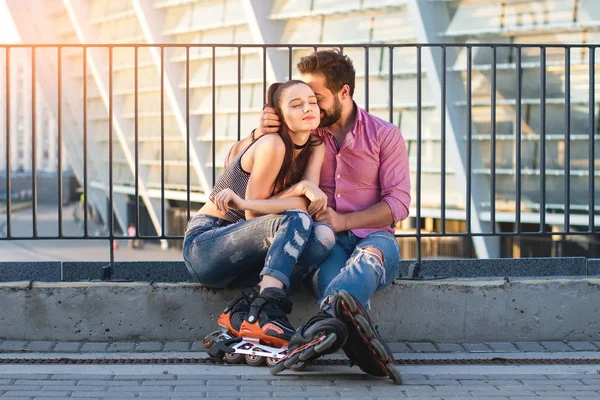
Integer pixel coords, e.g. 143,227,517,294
254,133,285,152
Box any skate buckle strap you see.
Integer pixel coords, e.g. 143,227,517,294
247,292,292,323
207,337,243,359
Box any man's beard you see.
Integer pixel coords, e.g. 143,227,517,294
319,97,342,128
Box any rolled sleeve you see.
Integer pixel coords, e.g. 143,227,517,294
379,127,411,223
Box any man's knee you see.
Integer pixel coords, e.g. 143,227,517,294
361,246,384,265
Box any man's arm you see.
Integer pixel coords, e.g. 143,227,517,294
315,126,411,232
315,201,394,233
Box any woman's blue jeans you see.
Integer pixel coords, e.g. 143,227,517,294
183,211,325,289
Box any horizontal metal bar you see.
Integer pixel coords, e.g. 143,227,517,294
0,43,597,49
0,230,597,240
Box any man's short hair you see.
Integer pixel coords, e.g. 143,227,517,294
297,49,356,97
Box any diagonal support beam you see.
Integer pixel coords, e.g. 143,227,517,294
63,0,166,245
130,0,211,196
242,0,288,83
407,0,500,258
4,0,112,231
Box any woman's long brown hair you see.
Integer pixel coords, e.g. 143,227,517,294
266,81,323,194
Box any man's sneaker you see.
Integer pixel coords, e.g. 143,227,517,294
332,290,402,384
217,285,260,336
271,304,348,375
239,287,296,348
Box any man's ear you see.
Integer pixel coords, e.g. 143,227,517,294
339,84,351,100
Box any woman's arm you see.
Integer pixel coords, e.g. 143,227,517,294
270,141,325,199
243,135,307,219
301,141,325,185
270,142,327,215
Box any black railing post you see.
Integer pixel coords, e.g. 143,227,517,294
57,46,63,237
108,46,114,266
491,46,497,233
540,46,547,233
5,47,10,238
589,46,595,233
515,47,522,233
564,47,571,233
186,46,191,222
416,45,422,265
31,46,37,238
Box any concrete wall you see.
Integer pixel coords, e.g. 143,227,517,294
0,277,598,343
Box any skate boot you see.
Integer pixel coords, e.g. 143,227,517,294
333,290,402,385
270,303,348,375
211,287,297,367
203,285,259,350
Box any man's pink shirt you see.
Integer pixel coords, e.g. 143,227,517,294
315,106,411,238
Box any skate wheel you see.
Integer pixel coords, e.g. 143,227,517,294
245,354,265,367
355,314,373,337
202,338,215,349
314,333,337,353
283,353,301,368
224,352,245,364
266,357,280,368
299,346,316,361
338,290,358,313
386,362,403,385
270,359,286,375
370,338,388,361
290,361,306,371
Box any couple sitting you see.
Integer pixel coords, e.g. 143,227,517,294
182,50,411,383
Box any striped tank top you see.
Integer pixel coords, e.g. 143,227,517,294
210,136,267,222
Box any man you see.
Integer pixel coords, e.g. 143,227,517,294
233,50,410,383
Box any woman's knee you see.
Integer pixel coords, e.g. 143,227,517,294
183,251,228,288
313,223,336,251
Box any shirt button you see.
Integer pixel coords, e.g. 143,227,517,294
337,194,341,198
336,174,340,178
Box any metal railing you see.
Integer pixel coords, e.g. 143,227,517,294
0,43,598,273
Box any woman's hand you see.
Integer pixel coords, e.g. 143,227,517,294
302,181,328,216
212,189,246,214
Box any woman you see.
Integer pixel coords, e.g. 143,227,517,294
183,80,331,348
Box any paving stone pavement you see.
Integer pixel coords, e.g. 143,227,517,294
1,340,597,354
0,341,597,399
0,368,598,399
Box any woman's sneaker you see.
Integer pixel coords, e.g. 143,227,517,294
238,287,296,348
271,302,348,375
332,290,403,384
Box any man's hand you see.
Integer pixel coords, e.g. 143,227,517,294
302,181,328,216
314,207,347,233
259,106,281,134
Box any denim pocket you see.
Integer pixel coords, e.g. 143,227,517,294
183,215,219,248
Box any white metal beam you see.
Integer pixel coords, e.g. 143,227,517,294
407,0,501,258
4,0,112,231
63,0,167,245
242,0,288,82
130,0,212,196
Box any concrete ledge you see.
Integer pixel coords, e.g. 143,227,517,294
402,257,589,278
1,258,599,282
0,277,599,343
